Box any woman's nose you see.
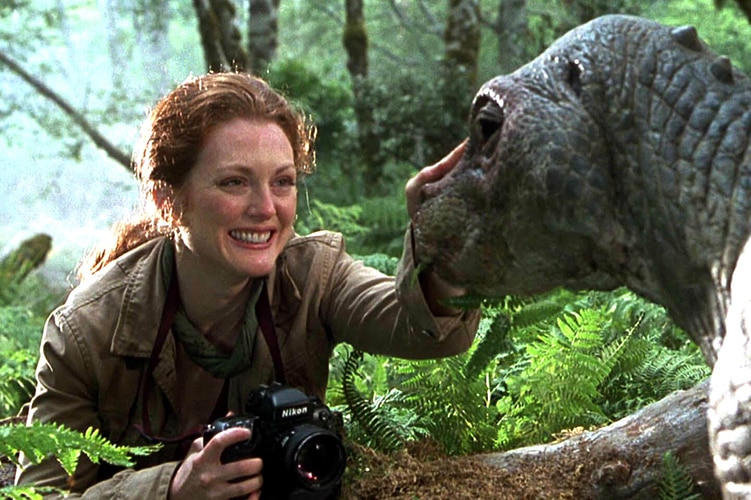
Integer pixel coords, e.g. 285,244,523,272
245,186,276,218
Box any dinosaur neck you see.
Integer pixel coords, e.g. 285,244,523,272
601,36,751,365
625,236,730,366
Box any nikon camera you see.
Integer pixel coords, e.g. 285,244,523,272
203,383,347,500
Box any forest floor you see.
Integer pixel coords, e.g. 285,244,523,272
0,439,592,498
0,437,654,499
340,440,590,499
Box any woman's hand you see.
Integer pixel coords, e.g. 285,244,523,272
405,141,467,220
169,427,263,500
405,141,469,315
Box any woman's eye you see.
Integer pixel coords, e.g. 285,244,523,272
220,178,245,188
275,176,297,188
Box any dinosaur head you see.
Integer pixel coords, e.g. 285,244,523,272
413,21,631,298
414,14,751,354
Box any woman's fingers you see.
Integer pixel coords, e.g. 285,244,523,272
406,140,467,218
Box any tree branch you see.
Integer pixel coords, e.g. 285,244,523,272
416,0,442,36
0,50,132,171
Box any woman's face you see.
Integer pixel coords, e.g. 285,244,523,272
176,118,297,281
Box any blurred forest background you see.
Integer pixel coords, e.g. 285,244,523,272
2,0,751,496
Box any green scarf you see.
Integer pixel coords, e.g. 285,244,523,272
161,242,262,379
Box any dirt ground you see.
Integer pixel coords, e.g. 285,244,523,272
339,440,590,500
0,440,589,498
0,438,696,499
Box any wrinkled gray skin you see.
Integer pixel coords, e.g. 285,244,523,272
413,14,751,498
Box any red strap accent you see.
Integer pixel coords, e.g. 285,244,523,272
257,281,286,384
134,272,206,444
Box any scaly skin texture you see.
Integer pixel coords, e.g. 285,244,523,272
412,14,751,498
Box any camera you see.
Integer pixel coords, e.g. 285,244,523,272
203,383,347,499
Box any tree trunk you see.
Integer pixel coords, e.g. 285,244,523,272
193,0,247,72
343,0,367,79
103,0,130,91
248,0,280,74
735,0,751,24
495,0,528,74
342,0,381,194
442,0,481,153
444,0,481,89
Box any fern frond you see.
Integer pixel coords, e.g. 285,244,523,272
638,347,710,395
658,451,701,500
392,355,498,455
358,196,407,233
0,422,159,476
0,484,56,500
497,307,619,446
464,313,512,379
510,290,576,331
341,349,404,453
296,199,367,237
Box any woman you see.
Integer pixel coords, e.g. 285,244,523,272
16,72,480,499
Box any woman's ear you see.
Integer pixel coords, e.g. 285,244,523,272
151,184,180,226
151,185,166,212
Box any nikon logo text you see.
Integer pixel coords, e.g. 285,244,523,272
281,406,309,419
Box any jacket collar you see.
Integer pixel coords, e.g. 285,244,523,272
110,238,171,358
108,236,304,358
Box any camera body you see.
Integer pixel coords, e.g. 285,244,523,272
203,383,346,500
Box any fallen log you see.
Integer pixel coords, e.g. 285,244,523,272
344,379,718,499
478,378,718,499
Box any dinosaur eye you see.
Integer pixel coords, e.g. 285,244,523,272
473,101,504,143
566,59,583,97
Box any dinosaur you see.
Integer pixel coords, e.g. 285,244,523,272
412,14,751,499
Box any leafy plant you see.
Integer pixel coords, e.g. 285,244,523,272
296,195,409,258
332,343,499,456
393,354,499,455
352,253,400,276
0,337,37,417
0,238,63,418
495,307,625,447
431,286,708,452
658,451,701,500
338,348,409,453
1,421,160,499
296,199,368,239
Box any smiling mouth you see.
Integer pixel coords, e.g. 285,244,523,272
229,230,272,244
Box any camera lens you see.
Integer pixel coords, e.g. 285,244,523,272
284,424,346,489
296,434,344,483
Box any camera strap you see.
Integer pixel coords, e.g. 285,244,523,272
134,269,211,445
257,280,286,384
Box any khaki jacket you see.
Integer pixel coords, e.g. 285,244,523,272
16,230,479,498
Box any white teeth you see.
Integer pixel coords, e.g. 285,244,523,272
230,230,271,243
